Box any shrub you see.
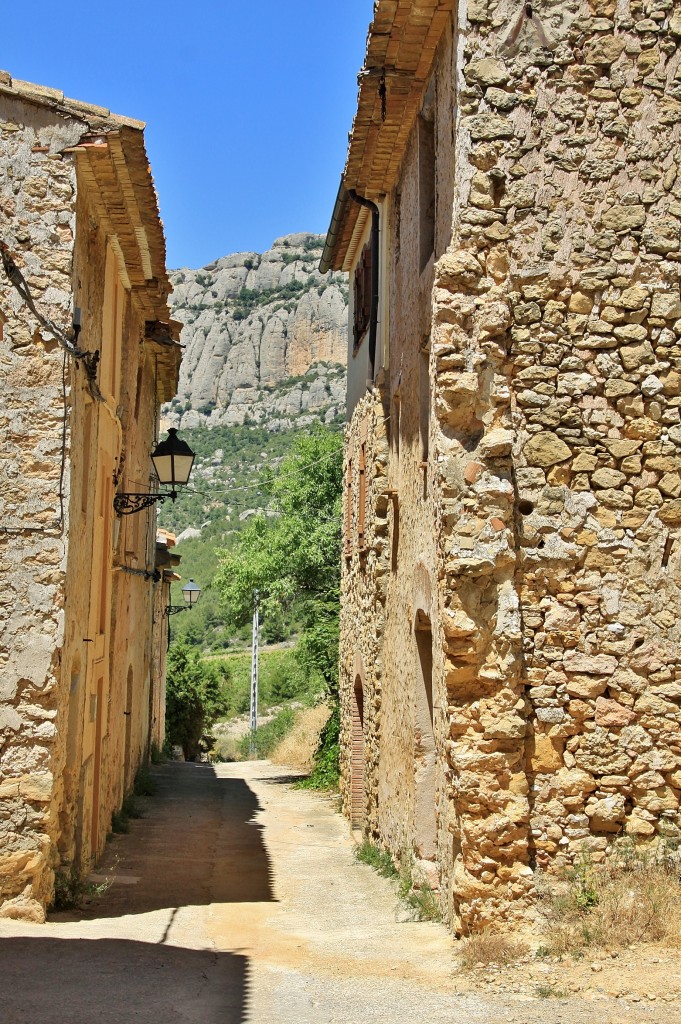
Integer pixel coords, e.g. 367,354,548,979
111,808,130,834
459,930,529,969
397,859,442,922
296,703,340,790
165,640,229,760
50,870,111,912
238,707,297,759
134,764,156,797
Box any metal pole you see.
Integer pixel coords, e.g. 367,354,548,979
249,590,259,755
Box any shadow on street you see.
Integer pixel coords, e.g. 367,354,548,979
66,762,276,919
0,936,248,1024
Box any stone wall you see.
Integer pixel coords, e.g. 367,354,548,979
339,391,390,835
0,82,176,920
339,0,681,933
0,97,81,920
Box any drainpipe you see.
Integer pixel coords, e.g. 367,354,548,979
348,190,380,382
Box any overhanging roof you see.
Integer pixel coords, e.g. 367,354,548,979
321,0,454,273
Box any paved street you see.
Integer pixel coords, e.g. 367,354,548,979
0,761,678,1024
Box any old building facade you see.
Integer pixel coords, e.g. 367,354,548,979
323,0,681,932
0,73,180,921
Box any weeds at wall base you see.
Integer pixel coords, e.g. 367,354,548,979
536,837,681,956
50,870,112,912
458,930,530,970
355,838,398,878
354,838,442,922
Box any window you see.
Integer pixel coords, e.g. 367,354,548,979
358,444,366,548
418,82,436,272
353,241,372,352
419,339,430,465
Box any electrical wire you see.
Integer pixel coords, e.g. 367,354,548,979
0,238,102,400
184,443,344,496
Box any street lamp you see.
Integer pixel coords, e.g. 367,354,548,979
166,578,202,617
114,429,196,516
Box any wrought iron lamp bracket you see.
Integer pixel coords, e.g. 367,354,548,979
113,491,174,516
165,605,189,617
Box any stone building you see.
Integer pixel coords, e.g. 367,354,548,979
322,0,681,932
0,72,181,921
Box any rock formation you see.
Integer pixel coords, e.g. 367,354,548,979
164,233,348,431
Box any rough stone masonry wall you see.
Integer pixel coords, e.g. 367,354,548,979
0,96,82,920
338,391,391,836
432,0,681,929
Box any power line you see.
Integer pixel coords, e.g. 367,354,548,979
187,442,343,495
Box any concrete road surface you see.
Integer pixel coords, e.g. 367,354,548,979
0,760,678,1024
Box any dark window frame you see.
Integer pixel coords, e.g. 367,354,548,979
352,241,372,353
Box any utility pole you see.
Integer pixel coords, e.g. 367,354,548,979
249,589,259,755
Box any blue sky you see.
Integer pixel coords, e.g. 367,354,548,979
4,1,373,269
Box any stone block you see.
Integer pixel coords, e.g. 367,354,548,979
523,431,572,468
465,58,509,88
659,499,681,524
566,676,608,699
651,292,681,319
19,773,53,803
479,428,513,457
594,697,636,728
602,205,646,231
620,341,655,370
564,652,617,675
527,734,564,773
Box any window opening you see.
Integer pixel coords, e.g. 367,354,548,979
358,443,366,548
353,241,372,352
418,81,436,273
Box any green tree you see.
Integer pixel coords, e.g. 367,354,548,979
214,427,343,691
165,640,229,760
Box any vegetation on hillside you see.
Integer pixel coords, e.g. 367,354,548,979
214,428,343,692
214,428,343,782
206,647,320,718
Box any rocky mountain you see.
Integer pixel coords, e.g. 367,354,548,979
163,233,348,432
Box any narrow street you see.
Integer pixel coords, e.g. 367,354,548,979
0,761,679,1024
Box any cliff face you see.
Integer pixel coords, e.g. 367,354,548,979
163,233,348,431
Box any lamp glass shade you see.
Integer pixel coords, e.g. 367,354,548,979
151,429,195,488
182,579,201,605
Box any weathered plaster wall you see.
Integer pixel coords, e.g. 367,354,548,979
0,90,174,920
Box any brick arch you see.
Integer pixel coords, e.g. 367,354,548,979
350,654,366,829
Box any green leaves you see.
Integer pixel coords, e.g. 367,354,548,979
214,427,343,689
165,640,230,760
